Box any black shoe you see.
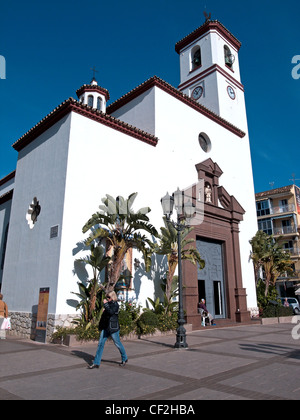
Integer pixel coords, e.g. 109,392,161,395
88,364,99,369
119,359,128,367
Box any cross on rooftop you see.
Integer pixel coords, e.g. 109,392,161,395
90,66,99,79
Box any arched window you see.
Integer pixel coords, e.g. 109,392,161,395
191,46,201,70
224,45,234,68
88,95,94,107
97,96,102,111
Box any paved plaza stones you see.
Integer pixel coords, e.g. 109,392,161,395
0,323,300,401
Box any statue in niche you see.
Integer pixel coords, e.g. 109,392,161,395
205,183,212,203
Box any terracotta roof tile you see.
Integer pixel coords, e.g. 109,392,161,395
107,76,245,138
255,185,294,199
12,98,158,152
0,189,13,204
0,170,15,187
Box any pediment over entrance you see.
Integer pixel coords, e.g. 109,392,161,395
195,158,245,215
196,158,223,179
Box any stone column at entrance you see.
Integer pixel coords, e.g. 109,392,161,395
231,221,251,323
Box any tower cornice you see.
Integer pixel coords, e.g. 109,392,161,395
175,20,242,54
178,64,244,92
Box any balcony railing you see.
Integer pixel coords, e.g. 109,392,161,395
284,247,300,256
273,226,298,235
278,270,300,281
271,204,295,214
257,204,296,218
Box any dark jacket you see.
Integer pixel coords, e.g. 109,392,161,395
198,302,208,313
98,300,120,333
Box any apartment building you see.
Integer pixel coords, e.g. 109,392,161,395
255,184,300,297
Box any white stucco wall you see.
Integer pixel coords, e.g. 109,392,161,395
1,82,258,317
112,85,258,310
1,115,72,314
111,87,156,136
55,111,159,314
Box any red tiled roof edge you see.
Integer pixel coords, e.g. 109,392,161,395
255,185,294,198
12,99,158,152
175,20,242,53
0,170,15,187
107,76,245,138
0,189,13,205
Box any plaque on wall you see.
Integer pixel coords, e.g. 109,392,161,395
35,287,50,343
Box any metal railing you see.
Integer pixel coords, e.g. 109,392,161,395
273,226,298,235
270,204,295,214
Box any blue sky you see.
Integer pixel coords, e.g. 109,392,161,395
0,0,299,193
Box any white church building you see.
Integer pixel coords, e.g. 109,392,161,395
0,19,259,338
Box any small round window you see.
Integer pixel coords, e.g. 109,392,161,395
26,197,41,229
198,133,211,153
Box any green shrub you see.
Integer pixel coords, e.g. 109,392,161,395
51,302,178,342
118,301,141,337
51,326,76,341
119,301,141,321
119,309,136,337
51,324,100,342
256,279,280,310
262,305,293,318
157,311,178,332
136,310,159,336
74,324,100,341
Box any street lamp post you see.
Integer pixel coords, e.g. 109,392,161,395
161,189,194,349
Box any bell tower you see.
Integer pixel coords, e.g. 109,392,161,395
76,77,110,113
176,18,247,130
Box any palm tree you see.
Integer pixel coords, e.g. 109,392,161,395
250,231,294,297
262,243,294,297
155,217,205,302
249,230,272,286
82,193,158,293
74,244,110,324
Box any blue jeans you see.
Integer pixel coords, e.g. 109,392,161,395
93,329,128,366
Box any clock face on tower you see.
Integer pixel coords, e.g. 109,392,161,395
227,85,236,100
191,86,203,100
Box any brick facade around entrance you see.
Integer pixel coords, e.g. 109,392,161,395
182,159,252,329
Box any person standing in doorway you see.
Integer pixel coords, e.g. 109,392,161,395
88,291,128,369
0,294,8,339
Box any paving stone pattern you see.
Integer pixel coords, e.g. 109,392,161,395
0,323,299,400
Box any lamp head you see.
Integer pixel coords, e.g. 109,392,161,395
161,192,174,218
183,199,195,218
